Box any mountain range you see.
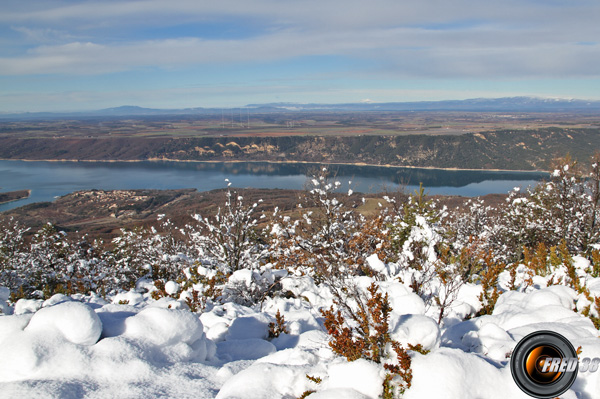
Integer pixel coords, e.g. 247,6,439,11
3,96,600,119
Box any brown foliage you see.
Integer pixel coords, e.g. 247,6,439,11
383,342,413,398
268,309,289,339
320,283,415,397
321,283,391,362
476,251,504,316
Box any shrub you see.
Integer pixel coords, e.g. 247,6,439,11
268,168,363,282
476,251,505,316
320,282,415,397
189,187,267,273
268,309,289,338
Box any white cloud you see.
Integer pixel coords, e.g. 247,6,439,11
1,25,599,79
3,0,597,28
1,0,600,111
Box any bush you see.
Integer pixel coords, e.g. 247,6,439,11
320,282,415,397
188,187,267,274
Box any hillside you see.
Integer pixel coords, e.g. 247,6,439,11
0,127,599,170
0,190,30,205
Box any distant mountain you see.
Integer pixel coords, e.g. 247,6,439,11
95,105,164,115
91,105,214,116
248,97,600,112
0,106,212,120
2,97,600,120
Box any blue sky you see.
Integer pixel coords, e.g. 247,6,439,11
1,0,599,112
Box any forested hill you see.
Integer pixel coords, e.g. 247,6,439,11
0,127,598,170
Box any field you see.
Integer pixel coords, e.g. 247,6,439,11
1,111,598,139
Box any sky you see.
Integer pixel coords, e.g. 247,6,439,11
1,0,599,112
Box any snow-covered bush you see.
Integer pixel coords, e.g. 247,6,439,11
188,187,268,274
270,168,365,282
104,227,155,292
220,266,286,307
0,217,29,298
492,155,600,259
2,223,101,299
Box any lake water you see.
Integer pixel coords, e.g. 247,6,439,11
0,160,548,212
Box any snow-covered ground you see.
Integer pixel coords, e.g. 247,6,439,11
2,259,600,399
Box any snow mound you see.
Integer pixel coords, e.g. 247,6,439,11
25,301,102,346
256,347,318,366
14,298,43,315
378,281,426,316
206,322,229,342
366,254,387,275
42,293,72,308
164,281,180,295
493,288,592,331
228,269,258,286
325,358,383,398
460,321,514,361
216,361,310,399
0,313,32,342
391,314,440,351
111,289,144,305
123,307,204,346
405,348,529,399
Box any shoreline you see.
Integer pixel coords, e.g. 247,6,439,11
0,157,549,174
0,189,31,205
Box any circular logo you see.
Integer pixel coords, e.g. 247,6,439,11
511,330,578,398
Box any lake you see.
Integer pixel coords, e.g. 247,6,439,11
0,160,548,212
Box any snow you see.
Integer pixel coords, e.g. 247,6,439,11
122,307,204,347
206,322,229,342
215,361,309,399
42,293,72,307
3,254,600,399
309,389,371,399
14,298,43,315
390,314,441,351
216,339,276,361
378,281,426,316
1,274,600,398
111,289,144,306
164,281,180,295
0,313,32,342
25,301,102,346
366,254,386,274
325,358,383,398
228,269,256,287
405,348,531,399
